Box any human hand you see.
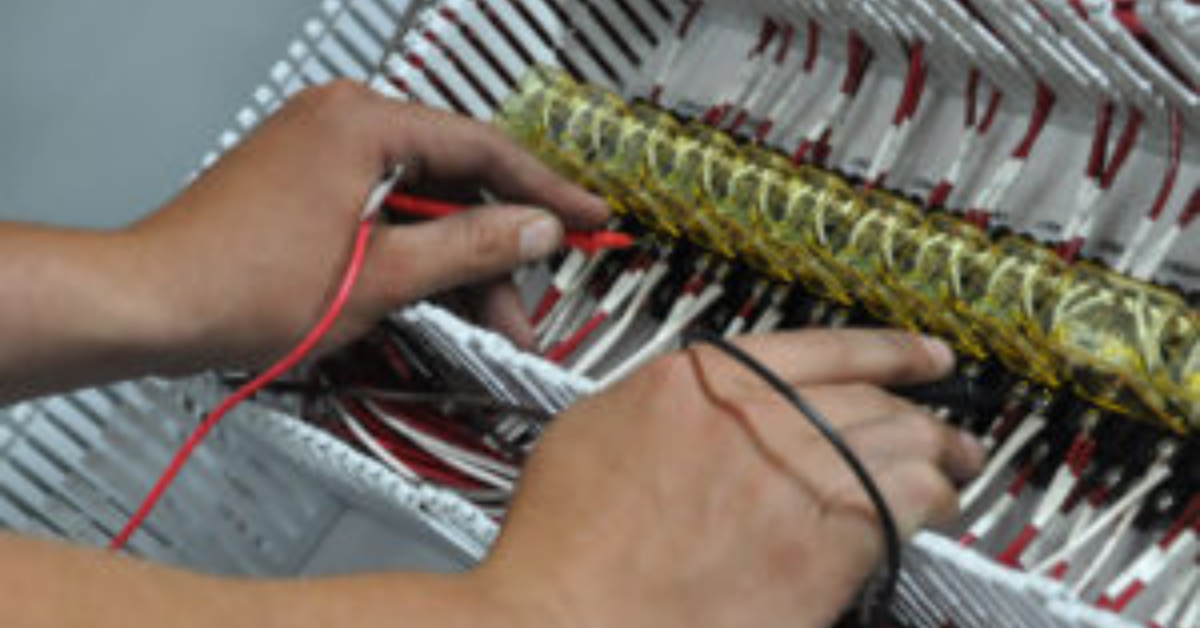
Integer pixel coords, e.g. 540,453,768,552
474,330,985,628
132,80,607,373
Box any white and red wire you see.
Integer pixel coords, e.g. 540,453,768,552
1057,101,1145,262
928,69,1005,209
1118,108,1185,275
544,254,651,363
791,30,875,166
962,83,1057,229
864,40,928,189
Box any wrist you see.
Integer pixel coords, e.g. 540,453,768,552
108,225,220,377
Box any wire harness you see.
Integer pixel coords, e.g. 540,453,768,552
495,67,1199,437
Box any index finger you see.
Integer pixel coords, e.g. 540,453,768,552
698,329,956,389
373,99,610,229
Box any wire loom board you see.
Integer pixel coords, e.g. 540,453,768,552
1,1,1197,627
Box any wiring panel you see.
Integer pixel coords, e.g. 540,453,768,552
164,0,1200,626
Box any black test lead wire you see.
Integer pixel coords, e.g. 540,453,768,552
685,330,901,628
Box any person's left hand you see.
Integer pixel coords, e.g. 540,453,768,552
131,80,608,373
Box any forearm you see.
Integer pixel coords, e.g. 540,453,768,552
0,534,520,628
0,222,198,403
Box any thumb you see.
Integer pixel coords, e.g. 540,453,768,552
370,204,564,302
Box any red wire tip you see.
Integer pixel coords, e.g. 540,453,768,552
1056,237,1086,263
564,231,635,253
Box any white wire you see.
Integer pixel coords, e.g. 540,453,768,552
598,283,725,388
536,251,610,343
336,402,420,482
571,262,670,376
748,304,784,334
960,413,1046,511
1151,566,1200,628
362,400,518,492
1032,461,1172,575
1179,579,1200,628
1067,504,1137,597
365,400,520,480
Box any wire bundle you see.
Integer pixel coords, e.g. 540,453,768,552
494,67,1199,436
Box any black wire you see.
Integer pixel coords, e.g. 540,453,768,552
685,330,900,627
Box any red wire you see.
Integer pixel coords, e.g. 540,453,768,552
749,18,779,59
978,89,1004,134
774,23,795,65
840,32,872,95
1086,101,1115,180
803,18,821,73
1099,108,1143,190
893,42,926,126
1149,110,1184,222
530,287,562,326
677,0,704,38
545,311,608,363
384,193,634,253
109,219,376,551
1180,187,1200,228
347,401,485,490
1012,84,1056,159
965,68,981,129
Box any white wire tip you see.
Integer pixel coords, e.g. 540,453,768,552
361,163,408,220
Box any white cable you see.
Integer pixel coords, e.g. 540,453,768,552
363,399,519,479
1116,216,1157,274
1032,461,1172,575
363,400,518,491
571,262,670,376
960,412,1046,510
961,489,1020,547
748,287,789,334
1179,580,1200,628
721,282,768,339
536,251,603,336
1067,504,1139,596
1133,223,1184,280
537,252,611,349
1148,557,1199,627
598,283,725,388
337,402,420,482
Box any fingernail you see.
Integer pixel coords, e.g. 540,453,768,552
520,213,564,262
922,336,956,373
959,431,987,472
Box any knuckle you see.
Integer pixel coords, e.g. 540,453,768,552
904,413,947,457
288,80,379,138
905,465,957,517
308,79,374,108
460,214,514,264
476,120,516,154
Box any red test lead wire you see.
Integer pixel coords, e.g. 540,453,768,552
111,217,376,551
385,192,634,254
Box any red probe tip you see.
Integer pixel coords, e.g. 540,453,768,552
564,231,636,253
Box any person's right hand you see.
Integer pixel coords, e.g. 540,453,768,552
473,329,985,628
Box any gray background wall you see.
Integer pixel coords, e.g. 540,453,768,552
0,0,321,228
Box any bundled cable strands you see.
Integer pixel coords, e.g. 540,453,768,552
495,67,1200,437
217,374,500,558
